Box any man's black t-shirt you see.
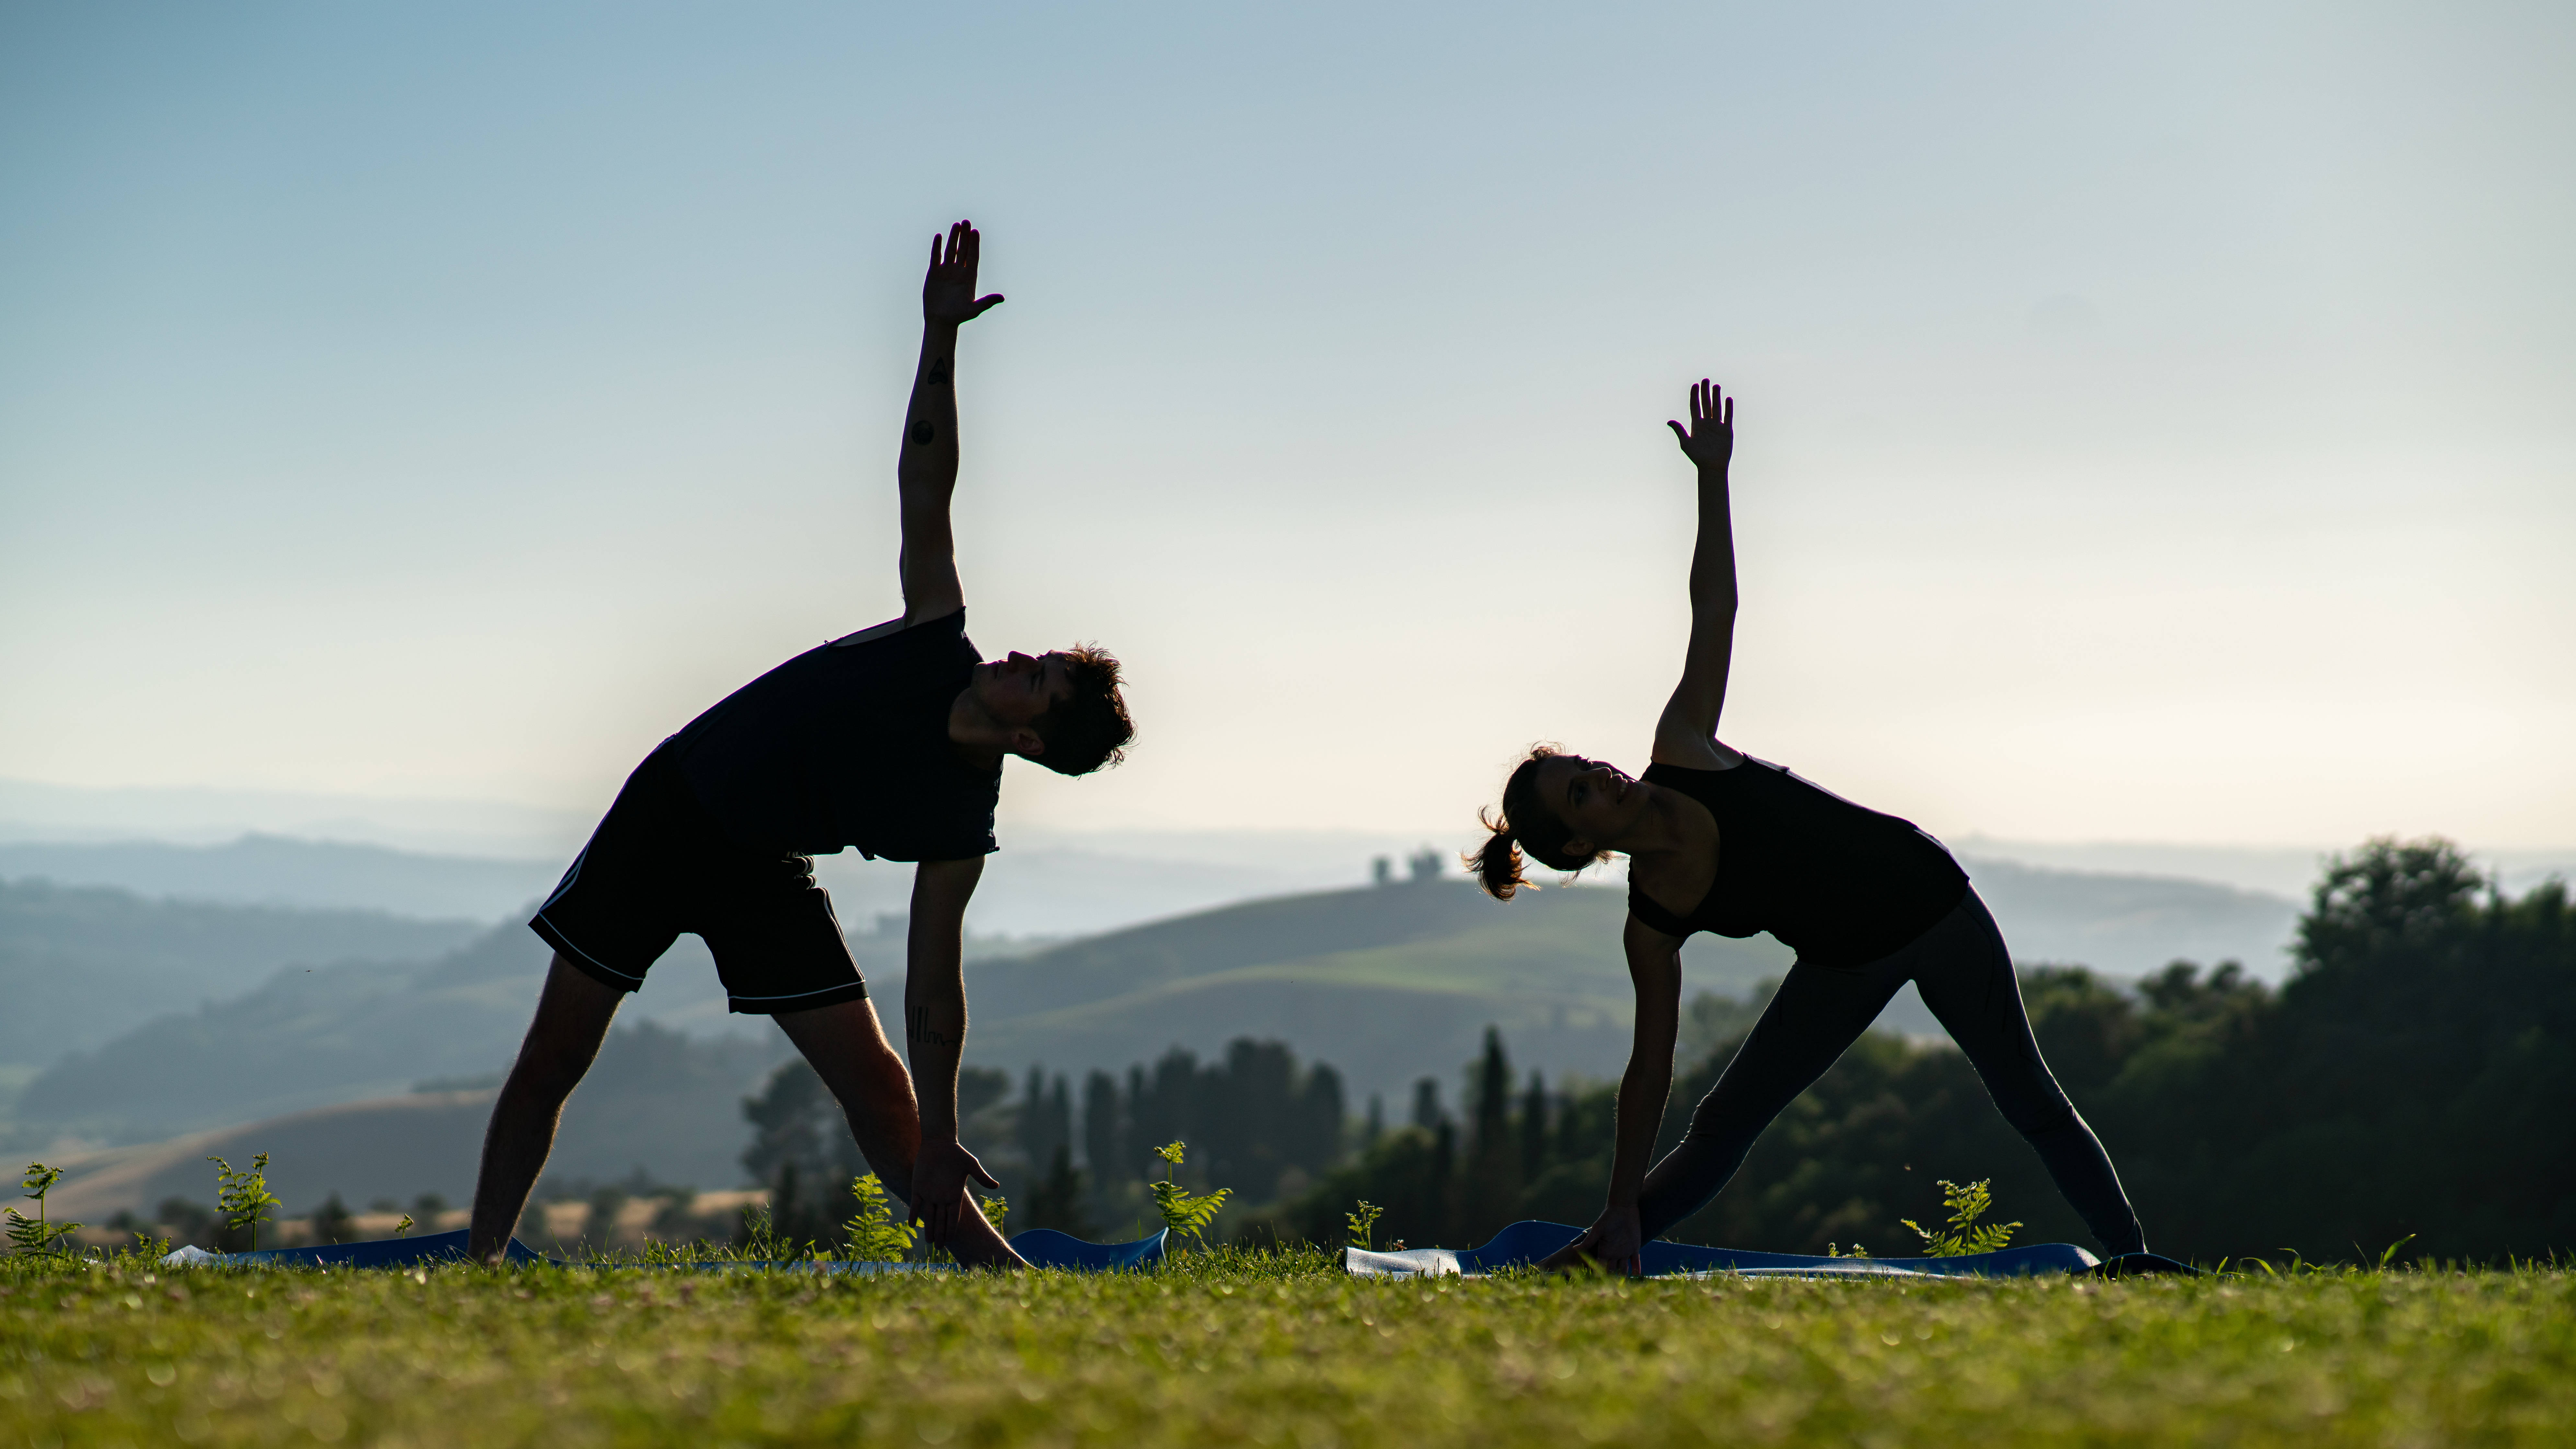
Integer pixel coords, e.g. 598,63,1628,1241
662,611,1000,862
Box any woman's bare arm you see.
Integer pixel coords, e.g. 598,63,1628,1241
1540,915,1685,1271
1651,379,1741,770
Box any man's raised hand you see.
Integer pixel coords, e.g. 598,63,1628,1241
1666,377,1734,471
923,220,1004,327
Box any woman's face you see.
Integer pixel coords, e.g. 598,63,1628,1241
1533,754,1652,855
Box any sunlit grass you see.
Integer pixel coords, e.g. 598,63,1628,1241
4,1247,2571,1446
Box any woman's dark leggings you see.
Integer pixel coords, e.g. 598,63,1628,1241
1633,889,2147,1257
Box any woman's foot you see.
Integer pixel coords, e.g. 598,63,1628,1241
2089,1252,2199,1278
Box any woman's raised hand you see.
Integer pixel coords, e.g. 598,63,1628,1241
921,219,1005,327
1666,378,1734,471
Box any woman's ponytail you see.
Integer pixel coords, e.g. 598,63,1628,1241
1469,810,1529,900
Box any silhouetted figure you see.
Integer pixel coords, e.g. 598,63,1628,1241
467,222,1133,1267
1472,380,2150,1272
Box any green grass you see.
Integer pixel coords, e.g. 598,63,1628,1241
5,1249,2572,1446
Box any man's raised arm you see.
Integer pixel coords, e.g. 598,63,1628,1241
896,220,1004,625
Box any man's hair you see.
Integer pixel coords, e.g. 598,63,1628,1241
1029,644,1133,777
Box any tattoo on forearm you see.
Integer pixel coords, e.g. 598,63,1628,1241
909,418,935,446
926,359,949,385
905,1005,953,1048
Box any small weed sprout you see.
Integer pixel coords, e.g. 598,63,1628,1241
637,1235,698,1267
1148,1141,1230,1255
6,1162,82,1257
977,1192,1008,1236
1901,1178,2021,1258
1827,1242,1871,1259
1345,1199,1383,1251
735,1205,798,1262
208,1153,280,1252
393,1213,416,1238
841,1174,918,1263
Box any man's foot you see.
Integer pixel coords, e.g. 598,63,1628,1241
2089,1252,2199,1278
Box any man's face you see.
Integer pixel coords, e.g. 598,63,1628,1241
973,651,1075,729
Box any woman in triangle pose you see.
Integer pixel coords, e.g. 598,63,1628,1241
1471,379,2159,1273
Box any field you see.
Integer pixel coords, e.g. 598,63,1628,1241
4,1250,2572,1447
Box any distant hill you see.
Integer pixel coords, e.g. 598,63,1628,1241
0,828,1430,941
941,862,2302,1102
950,879,1796,1106
1958,857,2300,976
43,1020,782,1221
12,910,795,1144
0,878,486,1071
11,905,939,1148
0,835,558,921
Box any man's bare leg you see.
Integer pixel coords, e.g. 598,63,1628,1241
773,997,1027,1269
466,955,623,1263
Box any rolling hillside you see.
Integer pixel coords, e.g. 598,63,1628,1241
1960,857,2300,976
0,835,557,921
0,878,486,1071
43,1020,783,1222
11,911,832,1145
951,878,1795,1105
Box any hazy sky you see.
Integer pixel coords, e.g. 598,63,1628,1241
5,2,2571,852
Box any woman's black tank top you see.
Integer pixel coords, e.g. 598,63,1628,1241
1627,755,1968,967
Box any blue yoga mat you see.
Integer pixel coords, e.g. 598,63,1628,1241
1007,1227,1168,1271
163,1225,1169,1273
1345,1220,2099,1278
165,1229,543,1269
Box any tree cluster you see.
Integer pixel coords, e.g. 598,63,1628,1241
1019,1039,1345,1237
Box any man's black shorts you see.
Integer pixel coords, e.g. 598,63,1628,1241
530,745,868,1014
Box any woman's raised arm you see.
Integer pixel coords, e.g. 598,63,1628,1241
1651,379,1740,769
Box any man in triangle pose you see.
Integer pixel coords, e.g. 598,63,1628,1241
468,221,1132,1266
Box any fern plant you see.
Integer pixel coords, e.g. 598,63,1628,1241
208,1153,280,1252
1147,1141,1229,1255
841,1173,920,1262
1901,1178,2022,1258
6,1162,82,1257
1344,1199,1383,1252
